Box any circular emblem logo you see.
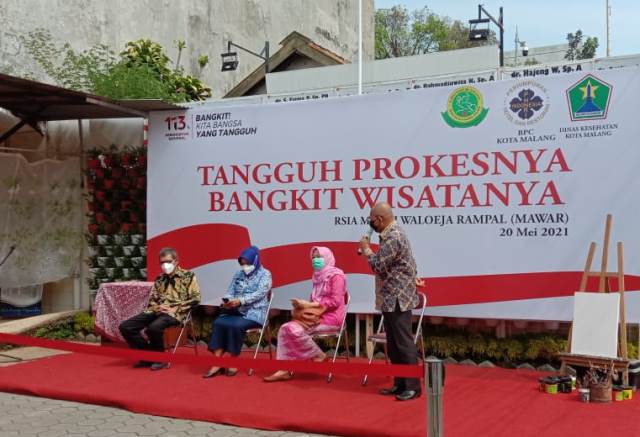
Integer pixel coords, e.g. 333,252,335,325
442,86,489,128
503,80,549,125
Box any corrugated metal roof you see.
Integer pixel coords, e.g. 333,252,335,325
0,73,185,121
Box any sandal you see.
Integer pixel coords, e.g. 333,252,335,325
263,371,293,382
202,367,225,378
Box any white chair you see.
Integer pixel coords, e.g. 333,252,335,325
361,292,427,386
247,290,274,376
165,308,198,369
312,290,351,383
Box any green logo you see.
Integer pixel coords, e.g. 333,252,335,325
566,74,612,121
441,86,489,128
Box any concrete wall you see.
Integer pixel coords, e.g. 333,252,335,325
267,45,500,94
0,0,374,98
505,44,570,67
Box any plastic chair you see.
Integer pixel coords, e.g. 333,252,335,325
361,292,427,386
164,308,198,369
311,290,351,383
247,289,274,376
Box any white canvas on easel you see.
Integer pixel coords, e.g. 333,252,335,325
570,292,620,358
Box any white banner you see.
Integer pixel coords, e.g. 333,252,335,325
148,68,640,320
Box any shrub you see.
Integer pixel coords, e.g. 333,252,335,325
33,319,74,340
73,312,95,334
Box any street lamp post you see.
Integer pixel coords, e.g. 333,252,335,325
469,5,505,67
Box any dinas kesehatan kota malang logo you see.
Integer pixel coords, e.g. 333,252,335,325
566,74,612,121
441,85,489,128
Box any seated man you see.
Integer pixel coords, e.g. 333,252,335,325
119,247,200,371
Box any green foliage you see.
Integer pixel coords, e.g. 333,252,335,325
21,28,116,91
628,342,639,359
198,55,210,69
422,326,573,365
33,319,74,340
73,312,95,334
21,30,211,101
375,5,497,59
91,63,181,101
170,74,212,102
120,39,172,78
565,29,599,60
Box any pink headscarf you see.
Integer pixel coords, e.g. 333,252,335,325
310,246,345,301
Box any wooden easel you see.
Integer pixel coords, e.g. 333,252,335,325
559,214,630,384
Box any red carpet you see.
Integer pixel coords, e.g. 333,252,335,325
0,351,638,437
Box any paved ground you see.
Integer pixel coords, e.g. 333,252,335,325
0,392,334,437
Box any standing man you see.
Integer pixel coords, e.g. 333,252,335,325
360,202,421,401
119,247,200,371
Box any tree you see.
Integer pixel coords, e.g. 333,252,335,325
375,5,497,59
565,30,599,60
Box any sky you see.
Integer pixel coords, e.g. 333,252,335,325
374,0,639,58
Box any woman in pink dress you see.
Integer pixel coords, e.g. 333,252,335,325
264,246,346,382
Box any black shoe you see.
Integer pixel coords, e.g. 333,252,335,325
379,386,402,396
202,368,225,379
225,368,238,377
133,360,153,368
395,390,421,401
150,362,169,371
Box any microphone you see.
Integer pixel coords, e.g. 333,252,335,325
357,228,374,255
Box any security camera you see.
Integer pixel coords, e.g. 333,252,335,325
521,43,529,57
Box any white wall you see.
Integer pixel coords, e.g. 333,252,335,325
0,0,374,98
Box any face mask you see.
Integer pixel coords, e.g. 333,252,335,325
312,257,325,271
369,217,378,232
161,262,175,275
242,265,255,275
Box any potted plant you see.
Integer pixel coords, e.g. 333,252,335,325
130,234,145,245
96,234,111,245
111,167,124,179
123,245,138,256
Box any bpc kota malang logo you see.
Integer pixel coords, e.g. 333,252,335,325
566,74,612,121
441,85,489,128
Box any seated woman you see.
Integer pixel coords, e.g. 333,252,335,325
264,246,346,382
203,245,272,378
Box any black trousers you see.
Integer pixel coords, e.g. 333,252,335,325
119,312,180,353
383,302,420,391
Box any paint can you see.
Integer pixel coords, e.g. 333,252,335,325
545,377,559,395
578,388,590,403
558,376,572,393
613,386,624,402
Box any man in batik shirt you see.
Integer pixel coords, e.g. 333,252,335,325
360,202,421,401
119,247,200,370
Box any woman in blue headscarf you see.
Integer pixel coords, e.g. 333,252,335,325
204,246,272,378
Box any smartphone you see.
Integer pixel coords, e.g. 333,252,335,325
222,298,229,303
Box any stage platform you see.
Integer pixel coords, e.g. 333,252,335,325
0,350,638,437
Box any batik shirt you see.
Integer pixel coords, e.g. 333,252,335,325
146,267,201,322
224,267,272,326
366,221,419,312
